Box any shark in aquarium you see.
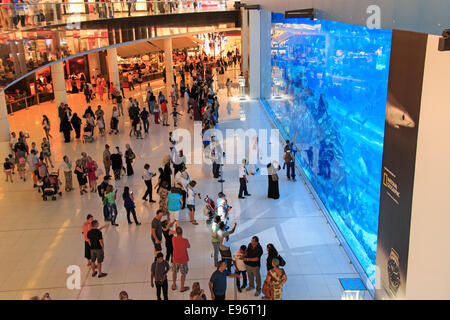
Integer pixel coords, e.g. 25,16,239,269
385,91,415,129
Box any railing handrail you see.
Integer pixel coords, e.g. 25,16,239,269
0,1,224,6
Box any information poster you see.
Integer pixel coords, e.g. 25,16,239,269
375,30,428,299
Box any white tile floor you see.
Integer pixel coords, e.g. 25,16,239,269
0,69,361,300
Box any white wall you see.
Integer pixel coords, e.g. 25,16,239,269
406,35,450,299
249,9,261,99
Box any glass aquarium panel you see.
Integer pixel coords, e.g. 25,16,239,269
262,13,392,283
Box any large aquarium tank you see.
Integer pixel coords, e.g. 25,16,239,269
262,13,392,284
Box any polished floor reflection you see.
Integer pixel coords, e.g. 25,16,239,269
0,69,360,300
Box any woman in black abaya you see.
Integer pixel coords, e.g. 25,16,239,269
267,161,281,199
60,114,72,143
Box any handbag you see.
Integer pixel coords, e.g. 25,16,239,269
262,280,272,299
271,173,279,182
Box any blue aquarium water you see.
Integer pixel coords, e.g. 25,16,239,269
262,13,392,284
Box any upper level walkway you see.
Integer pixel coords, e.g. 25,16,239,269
0,1,240,91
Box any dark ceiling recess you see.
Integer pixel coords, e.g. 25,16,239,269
284,8,315,20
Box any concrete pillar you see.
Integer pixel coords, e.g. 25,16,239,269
0,91,10,143
16,41,28,76
241,7,249,75
249,9,260,99
260,10,272,100
107,47,120,89
164,38,174,96
9,42,21,78
88,51,101,78
50,61,68,106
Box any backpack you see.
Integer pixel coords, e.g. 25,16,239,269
283,151,292,162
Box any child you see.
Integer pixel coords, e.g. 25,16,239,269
186,180,199,225
97,117,105,136
232,245,248,292
8,154,15,175
135,119,143,139
171,108,182,127
4,158,13,182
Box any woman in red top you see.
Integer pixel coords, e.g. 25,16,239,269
83,215,94,266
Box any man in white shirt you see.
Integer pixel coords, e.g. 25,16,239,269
238,158,252,199
58,155,73,192
216,192,230,224
174,165,191,208
210,136,223,179
142,164,156,203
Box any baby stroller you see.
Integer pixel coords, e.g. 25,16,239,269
42,173,62,201
203,195,217,225
83,124,94,143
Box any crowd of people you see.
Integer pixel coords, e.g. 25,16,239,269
4,50,291,301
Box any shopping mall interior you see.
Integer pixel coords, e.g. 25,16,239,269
0,0,449,301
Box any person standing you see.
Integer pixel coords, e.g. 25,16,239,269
42,115,52,140
98,175,111,222
151,252,170,300
233,245,248,292
208,260,242,300
167,190,183,231
70,113,82,139
41,137,54,168
263,258,287,300
127,72,135,90
211,215,221,267
105,185,119,226
122,186,141,225
74,159,88,195
142,164,156,202
161,220,174,263
185,181,199,225
58,155,73,192
86,156,98,193
124,144,135,176
244,236,263,296
103,144,112,177
267,161,281,199
151,209,164,258
140,107,150,134
238,158,252,199
218,221,237,272
284,132,298,182
161,156,172,190
110,147,123,180
87,220,108,278
226,78,232,97
171,227,190,292
83,215,108,268
83,214,95,267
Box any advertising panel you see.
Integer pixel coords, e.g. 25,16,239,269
375,30,428,299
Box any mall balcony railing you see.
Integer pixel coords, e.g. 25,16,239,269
0,1,239,92
0,1,232,34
